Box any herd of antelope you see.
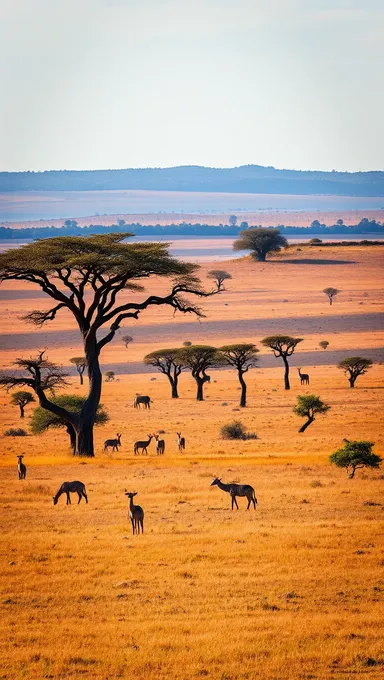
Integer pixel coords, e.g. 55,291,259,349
103,431,186,456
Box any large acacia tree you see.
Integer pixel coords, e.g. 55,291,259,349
144,348,186,398
337,357,373,388
261,335,303,390
218,343,259,407
233,227,288,262
0,234,216,455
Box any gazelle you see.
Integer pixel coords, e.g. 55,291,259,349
134,434,153,455
211,478,258,510
53,481,88,505
17,455,26,480
154,433,165,455
125,491,144,535
177,432,185,452
297,367,310,385
104,433,122,452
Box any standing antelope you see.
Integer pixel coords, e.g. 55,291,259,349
53,481,88,505
104,433,122,452
154,433,165,455
211,478,258,510
133,396,151,409
134,434,153,455
297,367,310,385
125,491,144,535
17,455,26,480
177,432,185,452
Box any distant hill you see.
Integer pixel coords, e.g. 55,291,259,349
1,165,384,196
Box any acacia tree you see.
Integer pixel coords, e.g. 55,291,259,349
337,357,373,388
293,394,330,432
207,270,232,291
10,391,35,418
233,227,288,262
69,356,86,385
179,345,219,401
144,348,186,398
122,334,133,348
218,343,259,407
30,395,108,453
261,335,303,390
105,371,115,382
330,439,381,478
319,340,329,350
0,233,216,456
323,287,339,305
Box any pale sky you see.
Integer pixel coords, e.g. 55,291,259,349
1,0,383,172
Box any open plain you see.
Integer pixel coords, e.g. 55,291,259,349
0,244,383,679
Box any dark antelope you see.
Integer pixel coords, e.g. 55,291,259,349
53,481,88,505
211,478,258,510
17,455,26,480
154,433,165,455
297,367,310,385
104,433,122,452
133,395,151,409
125,491,144,535
177,432,185,452
134,434,153,455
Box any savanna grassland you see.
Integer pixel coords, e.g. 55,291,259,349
0,245,383,680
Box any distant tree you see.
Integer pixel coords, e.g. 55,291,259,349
30,395,108,454
330,439,381,478
311,220,321,230
144,348,186,398
319,340,329,350
240,221,249,229
69,356,86,385
183,341,192,347
179,345,219,401
229,215,237,227
323,287,339,305
261,335,303,390
207,269,232,291
218,343,259,407
64,219,79,229
336,218,344,227
233,227,288,262
117,219,126,227
309,238,322,245
337,357,373,388
10,391,35,418
122,334,133,348
293,394,330,432
105,371,115,382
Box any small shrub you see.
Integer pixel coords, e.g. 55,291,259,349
220,421,257,440
310,480,322,488
4,428,27,436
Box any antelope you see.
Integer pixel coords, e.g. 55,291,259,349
53,481,88,505
297,367,310,385
177,432,185,452
154,433,165,455
211,478,258,510
125,491,144,535
17,455,26,480
104,433,122,452
134,434,153,455
133,395,151,409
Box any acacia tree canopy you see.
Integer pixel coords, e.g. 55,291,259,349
233,228,288,261
207,270,232,291
0,234,217,456
337,356,372,388
293,394,330,432
330,439,381,478
179,345,221,401
69,356,86,384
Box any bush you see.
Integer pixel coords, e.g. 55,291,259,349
4,428,27,436
220,420,257,440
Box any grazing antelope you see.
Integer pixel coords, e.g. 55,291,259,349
17,455,26,480
211,478,258,510
125,491,144,535
154,433,165,455
177,432,185,452
134,434,153,455
104,433,122,452
133,395,151,409
297,367,310,385
53,481,88,505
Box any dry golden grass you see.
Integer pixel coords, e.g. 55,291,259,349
0,246,383,679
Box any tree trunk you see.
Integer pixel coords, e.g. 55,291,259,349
79,371,84,385
255,251,266,262
283,356,290,390
73,334,103,457
19,404,25,418
75,425,95,457
66,424,76,454
298,417,314,432
349,466,356,478
168,372,179,399
329,297,332,305
196,377,204,401
349,376,356,388
239,371,247,407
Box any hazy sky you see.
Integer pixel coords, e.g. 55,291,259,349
1,0,383,172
